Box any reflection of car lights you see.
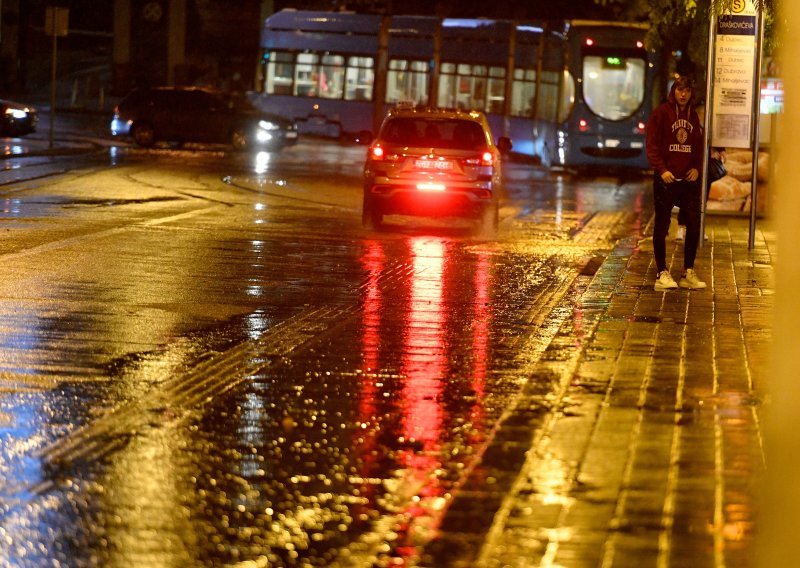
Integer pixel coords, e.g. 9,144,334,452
254,151,270,174
417,182,446,192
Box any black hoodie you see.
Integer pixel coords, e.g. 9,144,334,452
645,81,704,178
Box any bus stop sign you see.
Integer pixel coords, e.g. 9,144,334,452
712,0,757,148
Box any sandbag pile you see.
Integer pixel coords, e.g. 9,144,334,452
707,149,770,212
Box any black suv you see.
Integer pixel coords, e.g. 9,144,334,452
110,87,298,150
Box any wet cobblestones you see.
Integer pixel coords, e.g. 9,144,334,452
427,216,773,567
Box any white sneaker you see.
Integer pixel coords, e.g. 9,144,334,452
674,226,686,241
654,270,678,291
679,269,707,290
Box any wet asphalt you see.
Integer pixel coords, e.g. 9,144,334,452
0,121,774,567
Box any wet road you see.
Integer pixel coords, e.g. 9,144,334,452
0,137,651,566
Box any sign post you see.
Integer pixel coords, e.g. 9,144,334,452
45,6,69,149
707,0,763,249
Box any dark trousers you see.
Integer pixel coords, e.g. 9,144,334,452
653,177,701,273
677,180,710,226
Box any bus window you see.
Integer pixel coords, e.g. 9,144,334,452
511,68,536,117
295,53,319,96
320,54,345,99
386,59,429,104
264,51,294,96
345,56,374,101
582,54,645,120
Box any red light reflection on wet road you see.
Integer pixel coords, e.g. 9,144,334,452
355,236,495,561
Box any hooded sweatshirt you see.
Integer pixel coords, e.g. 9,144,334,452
645,81,704,178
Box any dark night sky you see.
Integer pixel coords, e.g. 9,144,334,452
23,0,623,33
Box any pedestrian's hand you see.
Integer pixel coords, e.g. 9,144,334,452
686,168,699,182
661,171,675,183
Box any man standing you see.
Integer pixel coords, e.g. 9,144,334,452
645,75,707,291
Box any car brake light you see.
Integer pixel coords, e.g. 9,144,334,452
466,151,494,167
585,38,594,46
579,119,589,132
417,182,446,192
371,146,384,160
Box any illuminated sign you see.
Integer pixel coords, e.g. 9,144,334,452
712,0,758,148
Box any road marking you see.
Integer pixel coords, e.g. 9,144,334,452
0,206,221,261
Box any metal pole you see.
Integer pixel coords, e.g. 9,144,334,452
700,12,717,248
748,10,765,249
50,32,57,149
429,19,441,107
502,22,517,137
372,15,389,135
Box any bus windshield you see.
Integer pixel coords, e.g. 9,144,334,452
581,53,645,120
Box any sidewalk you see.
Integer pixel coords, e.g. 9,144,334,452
430,214,774,567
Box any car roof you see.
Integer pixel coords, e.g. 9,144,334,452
382,105,488,123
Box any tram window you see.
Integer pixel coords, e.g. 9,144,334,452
582,55,645,120
559,70,576,122
345,56,374,101
295,53,319,97
386,59,429,104
536,70,561,122
511,68,536,117
264,51,294,96
316,54,343,99
487,67,506,114
438,63,503,113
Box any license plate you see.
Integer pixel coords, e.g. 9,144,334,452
414,159,452,170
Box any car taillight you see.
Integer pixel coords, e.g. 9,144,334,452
369,146,401,162
466,150,494,167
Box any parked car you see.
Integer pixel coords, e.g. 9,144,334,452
110,87,298,150
362,105,510,233
0,99,38,137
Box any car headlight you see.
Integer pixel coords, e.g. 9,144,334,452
5,108,28,119
258,120,280,131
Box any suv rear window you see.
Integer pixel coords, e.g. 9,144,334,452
382,118,486,150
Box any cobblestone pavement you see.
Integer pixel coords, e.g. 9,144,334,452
426,215,774,567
